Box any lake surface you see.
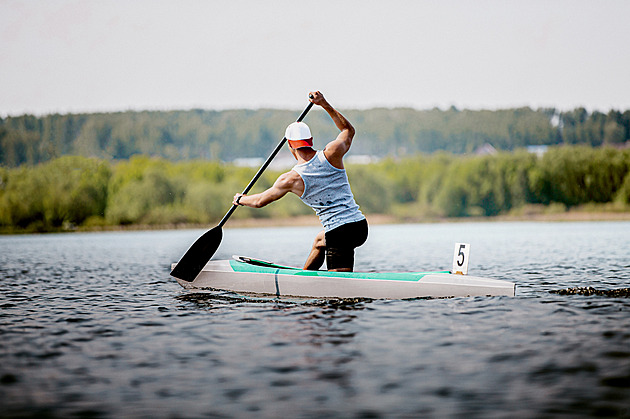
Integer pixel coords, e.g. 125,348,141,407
1,221,629,418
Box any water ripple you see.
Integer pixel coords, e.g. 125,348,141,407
1,224,629,417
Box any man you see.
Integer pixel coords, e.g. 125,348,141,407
233,91,368,272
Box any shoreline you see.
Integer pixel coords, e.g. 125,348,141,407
2,210,629,235
219,211,630,229
224,211,630,228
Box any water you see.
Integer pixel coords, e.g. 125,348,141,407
1,222,629,418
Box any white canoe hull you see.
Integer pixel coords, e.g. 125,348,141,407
173,259,516,299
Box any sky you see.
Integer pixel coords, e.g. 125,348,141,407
1,0,629,116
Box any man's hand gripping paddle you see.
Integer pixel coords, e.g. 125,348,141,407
170,95,314,282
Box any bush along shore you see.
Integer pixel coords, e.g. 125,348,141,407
1,146,630,234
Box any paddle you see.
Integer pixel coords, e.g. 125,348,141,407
171,95,315,282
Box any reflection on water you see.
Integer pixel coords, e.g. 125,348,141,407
0,222,629,417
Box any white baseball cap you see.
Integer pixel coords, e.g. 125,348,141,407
285,122,313,149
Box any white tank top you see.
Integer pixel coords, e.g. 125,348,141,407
291,150,365,231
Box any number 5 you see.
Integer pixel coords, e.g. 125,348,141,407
452,243,470,275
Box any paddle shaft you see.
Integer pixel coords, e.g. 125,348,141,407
170,96,314,282
217,99,314,228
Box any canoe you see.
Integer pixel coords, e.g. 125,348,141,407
172,255,516,299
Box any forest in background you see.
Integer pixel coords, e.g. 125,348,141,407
1,106,630,167
1,146,630,233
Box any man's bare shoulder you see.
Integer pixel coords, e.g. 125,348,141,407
277,169,302,183
275,170,305,194
322,144,345,169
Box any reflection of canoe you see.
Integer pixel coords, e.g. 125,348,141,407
172,256,516,299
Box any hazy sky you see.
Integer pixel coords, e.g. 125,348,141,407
1,0,629,116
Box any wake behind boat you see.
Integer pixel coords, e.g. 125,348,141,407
172,250,516,299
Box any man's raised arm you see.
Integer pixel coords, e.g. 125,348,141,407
310,91,355,163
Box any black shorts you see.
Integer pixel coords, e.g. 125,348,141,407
325,218,368,271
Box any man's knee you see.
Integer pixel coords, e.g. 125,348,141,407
313,230,326,249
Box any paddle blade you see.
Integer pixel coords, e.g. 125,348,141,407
170,226,223,282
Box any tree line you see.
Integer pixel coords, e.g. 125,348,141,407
1,107,629,167
1,146,629,233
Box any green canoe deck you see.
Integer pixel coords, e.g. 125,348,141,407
229,259,450,282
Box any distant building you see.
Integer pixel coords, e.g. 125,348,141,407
233,157,264,167
346,155,380,165
232,153,296,170
474,143,498,155
526,145,549,157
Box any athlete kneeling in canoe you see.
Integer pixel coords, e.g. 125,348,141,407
233,91,368,272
